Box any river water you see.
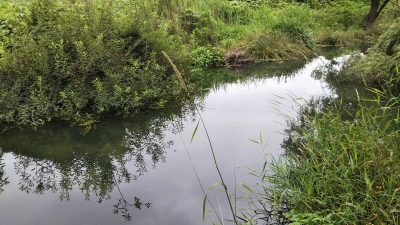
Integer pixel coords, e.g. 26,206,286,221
0,55,349,225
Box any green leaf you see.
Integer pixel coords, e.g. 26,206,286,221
248,139,260,144
202,195,207,221
191,120,200,143
208,182,222,190
242,184,254,194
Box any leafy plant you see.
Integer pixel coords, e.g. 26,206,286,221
190,46,224,68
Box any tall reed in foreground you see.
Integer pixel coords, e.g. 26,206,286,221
162,51,238,224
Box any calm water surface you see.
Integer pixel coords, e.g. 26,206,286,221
0,55,348,225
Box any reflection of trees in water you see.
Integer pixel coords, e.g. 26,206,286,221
12,142,150,220
1,103,194,221
194,58,308,94
312,55,372,100
282,56,365,155
124,126,172,179
281,97,334,155
281,97,360,156
311,56,345,80
0,150,8,193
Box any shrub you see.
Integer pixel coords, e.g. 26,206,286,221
192,13,220,45
0,0,183,127
190,46,224,68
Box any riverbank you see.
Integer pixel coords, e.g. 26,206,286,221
258,93,400,224
0,0,394,128
251,20,400,225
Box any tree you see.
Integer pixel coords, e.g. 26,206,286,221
363,0,391,29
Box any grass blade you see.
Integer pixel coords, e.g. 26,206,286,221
191,120,200,143
203,195,208,221
242,184,254,194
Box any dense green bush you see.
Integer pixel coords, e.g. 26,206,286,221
0,0,184,127
190,46,224,68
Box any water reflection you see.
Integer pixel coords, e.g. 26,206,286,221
311,54,373,101
0,150,8,193
281,55,368,155
281,97,335,155
0,103,195,221
194,58,310,96
0,53,355,225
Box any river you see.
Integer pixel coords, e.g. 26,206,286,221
0,54,351,225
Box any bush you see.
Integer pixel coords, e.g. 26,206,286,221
315,1,368,30
0,0,183,127
190,46,224,68
192,13,220,45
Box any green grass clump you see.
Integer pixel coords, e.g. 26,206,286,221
265,91,400,224
242,32,312,62
315,30,362,47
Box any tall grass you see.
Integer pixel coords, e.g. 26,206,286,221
253,72,400,224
